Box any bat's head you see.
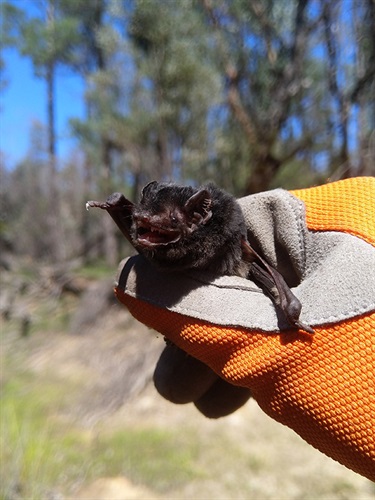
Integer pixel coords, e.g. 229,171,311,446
131,181,213,250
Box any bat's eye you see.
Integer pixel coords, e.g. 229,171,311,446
170,209,184,226
170,212,181,225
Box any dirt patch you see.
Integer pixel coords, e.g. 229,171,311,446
72,477,160,500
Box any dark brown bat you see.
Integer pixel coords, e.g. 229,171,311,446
87,181,314,334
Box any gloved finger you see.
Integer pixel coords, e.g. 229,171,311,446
153,342,252,416
153,343,219,404
194,377,252,419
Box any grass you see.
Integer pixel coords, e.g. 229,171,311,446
1,363,79,498
94,427,202,492
78,260,119,280
0,354,202,498
1,267,374,500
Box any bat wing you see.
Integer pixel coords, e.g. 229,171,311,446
86,192,134,245
241,238,314,334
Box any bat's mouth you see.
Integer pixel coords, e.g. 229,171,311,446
135,222,181,247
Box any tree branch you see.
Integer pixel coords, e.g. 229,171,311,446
247,1,287,63
321,0,349,165
201,0,260,147
269,0,311,130
349,67,375,103
279,135,313,164
349,0,375,103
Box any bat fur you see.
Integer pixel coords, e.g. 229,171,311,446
87,181,314,334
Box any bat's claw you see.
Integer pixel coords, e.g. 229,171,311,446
294,320,315,335
86,193,133,212
86,192,134,244
86,200,110,211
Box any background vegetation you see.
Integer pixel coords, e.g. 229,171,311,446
1,1,375,498
1,0,374,265
1,284,374,499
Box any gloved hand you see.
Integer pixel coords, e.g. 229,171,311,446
115,177,375,481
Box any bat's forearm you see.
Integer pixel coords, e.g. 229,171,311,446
242,238,314,334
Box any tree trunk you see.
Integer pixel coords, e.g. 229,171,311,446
46,1,64,262
101,138,118,266
244,153,282,195
93,0,118,266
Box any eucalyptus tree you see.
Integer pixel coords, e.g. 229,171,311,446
128,0,222,185
201,0,375,192
13,0,80,259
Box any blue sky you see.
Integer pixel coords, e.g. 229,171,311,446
0,0,366,173
1,45,85,168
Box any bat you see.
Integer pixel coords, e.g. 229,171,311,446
86,181,314,334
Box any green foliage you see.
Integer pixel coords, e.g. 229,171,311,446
19,16,81,75
2,0,82,77
78,260,116,279
0,2,24,45
2,0,374,262
95,427,202,492
0,2,24,89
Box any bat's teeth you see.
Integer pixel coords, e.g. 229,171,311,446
85,202,91,211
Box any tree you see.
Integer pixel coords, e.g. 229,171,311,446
321,0,375,177
128,0,222,183
201,0,374,193
3,0,374,265
0,2,24,91
61,0,123,265
2,122,52,259
14,0,81,260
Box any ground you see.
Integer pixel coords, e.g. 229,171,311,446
1,268,374,499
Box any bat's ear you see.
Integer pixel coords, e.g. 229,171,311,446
141,181,158,199
184,189,212,226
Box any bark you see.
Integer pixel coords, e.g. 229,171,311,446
244,154,282,194
46,1,64,261
101,137,118,266
93,0,118,266
322,1,350,174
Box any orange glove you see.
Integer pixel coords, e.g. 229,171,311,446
115,177,375,481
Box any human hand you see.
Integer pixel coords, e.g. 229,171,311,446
115,177,375,481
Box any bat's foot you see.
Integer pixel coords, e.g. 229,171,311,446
293,320,315,335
